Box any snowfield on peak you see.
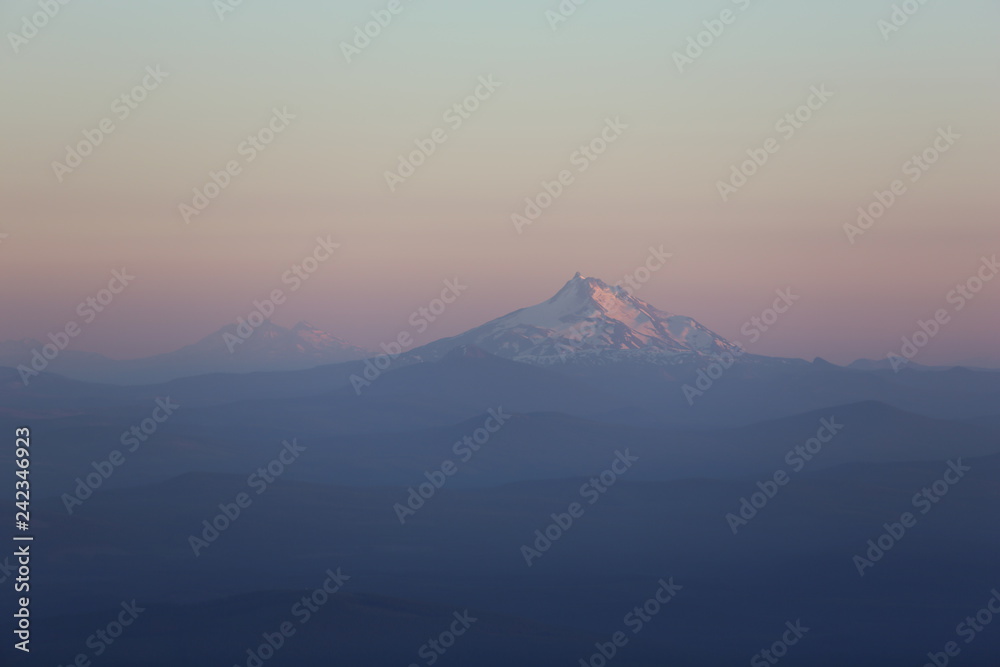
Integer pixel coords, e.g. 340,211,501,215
409,273,744,365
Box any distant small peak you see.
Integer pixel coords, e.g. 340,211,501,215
572,272,586,280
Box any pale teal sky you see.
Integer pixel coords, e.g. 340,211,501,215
1,0,998,364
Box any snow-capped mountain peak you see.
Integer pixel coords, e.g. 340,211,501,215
410,274,741,365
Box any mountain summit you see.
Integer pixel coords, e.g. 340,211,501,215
410,273,742,365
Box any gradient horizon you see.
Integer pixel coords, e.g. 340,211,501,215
1,0,997,366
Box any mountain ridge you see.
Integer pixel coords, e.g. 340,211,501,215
3,274,997,384
0,320,366,385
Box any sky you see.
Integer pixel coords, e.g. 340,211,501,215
1,0,997,365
